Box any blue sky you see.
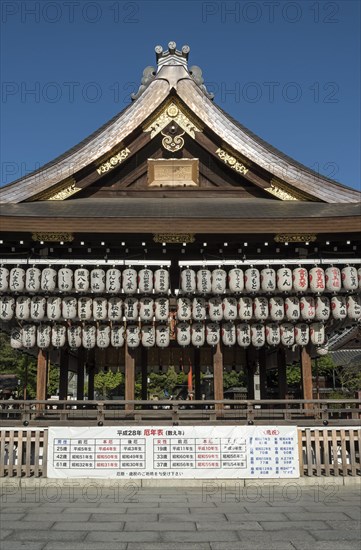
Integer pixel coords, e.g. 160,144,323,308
1,0,360,190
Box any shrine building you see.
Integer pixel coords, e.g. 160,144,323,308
0,42,360,405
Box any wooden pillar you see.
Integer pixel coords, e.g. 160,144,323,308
246,349,255,400
59,349,68,400
36,349,47,402
258,348,267,400
87,364,95,400
213,342,224,408
301,346,313,408
141,347,148,401
76,349,85,401
278,348,288,399
194,348,201,400
125,344,135,410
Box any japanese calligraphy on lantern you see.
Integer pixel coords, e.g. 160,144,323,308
48,426,299,479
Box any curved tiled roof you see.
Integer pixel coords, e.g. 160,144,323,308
0,43,360,205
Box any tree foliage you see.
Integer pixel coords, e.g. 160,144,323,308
94,370,123,399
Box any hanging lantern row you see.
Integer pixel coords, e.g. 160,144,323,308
10,320,325,350
0,267,169,294
177,294,361,322
1,294,360,323
180,266,361,294
0,296,170,322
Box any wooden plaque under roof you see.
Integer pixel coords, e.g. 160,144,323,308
147,159,199,187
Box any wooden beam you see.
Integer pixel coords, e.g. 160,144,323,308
301,346,313,407
213,342,224,408
36,350,47,402
258,348,267,399
125,344,135,410
87,363,95,400
194,348,201,400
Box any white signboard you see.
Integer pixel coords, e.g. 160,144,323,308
48,425,299,479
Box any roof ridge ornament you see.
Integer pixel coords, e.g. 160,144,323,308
132,42,214,101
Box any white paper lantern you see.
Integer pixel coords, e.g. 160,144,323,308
41,267,57,292
253,296,269,320
97,325,111,348
292,267,309,293
206,322,220,346
316,345,329,356
245,267,260,293
90,268,105,292
269,296,284,321
310,322,325,345
126,325,140,348
10,327,23,349
124,297,139,321
331,295,347,320
108,297,123,321
222,322,236,346
51,324,67,348
177,297,192,321
154,297,169,321
238,296,253,321
62,296,77,320
325,267,341,292
285,296,300,321
277,267,292,292
139,297,153,321
212,268,227,294
342,266,358,291
154,268,169,294
294,323,309,346
47,296,62,320
15,296,31,320
192,297,206,320
197,269,212,294
138,268,153,294
208,296,223,321
58,267,73,292
0,267,9,291
236,323,251,348
300,296,315,321
67,325,82,348
315,296,331,321
30,296,46,320
266,323,281,346
222,297,238,321
93,297,108,320
309,267,325,293
261,268,276,292
0,296,15,321
106,268,121,293
82,325,96,349
229,268,244,293
122,268,137,294
191,322,205,347
22,326,35,350
280,323,295,347
141,325,155,347
156,324,170,348
180,268,196,294
111,325,125,347
78,296,92,320
74,268,90,292
176,321,191,346
25,267,41,292
251,323,265,348
9,267,25,292
358,268,361,290
347,295,361,320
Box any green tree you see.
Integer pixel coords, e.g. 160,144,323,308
94,370,123,399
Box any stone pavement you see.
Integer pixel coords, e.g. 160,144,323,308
0,481,360,550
